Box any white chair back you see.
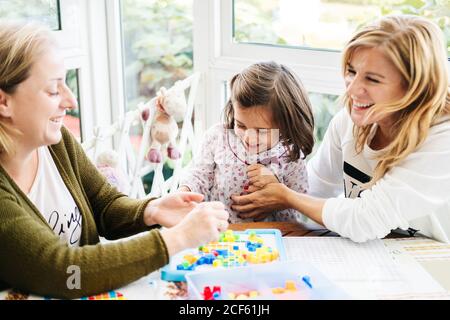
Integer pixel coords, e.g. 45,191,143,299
82,72,201,199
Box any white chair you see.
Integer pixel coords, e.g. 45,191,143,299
81,107,145,196
82,72,201,199
129,72,201,198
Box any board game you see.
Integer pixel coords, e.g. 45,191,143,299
160,229,286,282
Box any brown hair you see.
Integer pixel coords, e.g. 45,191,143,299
0,21,56,155
224,61,314,161
342,15,450,185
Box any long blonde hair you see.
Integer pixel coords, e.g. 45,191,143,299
342,15,450,185
0,21,56,155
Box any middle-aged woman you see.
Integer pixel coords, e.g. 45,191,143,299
0,22,229,299
231,15,450,243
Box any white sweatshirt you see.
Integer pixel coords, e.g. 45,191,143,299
307,108,450,243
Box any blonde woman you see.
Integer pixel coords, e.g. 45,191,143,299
232,15,450,243
0,22,228,299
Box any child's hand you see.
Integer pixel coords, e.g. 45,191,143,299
247,164,279,192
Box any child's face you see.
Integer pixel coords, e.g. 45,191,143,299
233,103,280,154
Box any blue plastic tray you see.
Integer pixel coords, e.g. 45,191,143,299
186,259,350,300
160,229,286,282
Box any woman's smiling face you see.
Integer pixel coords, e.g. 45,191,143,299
1,46,77,149
344,46,407,129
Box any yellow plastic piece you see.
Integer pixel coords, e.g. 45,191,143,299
271,287,285,294
228,293,236,300
263,253,272,263
285,280,297,291
247,254,258,264
183,254,197,265
249,291,259,298
271,249,279,260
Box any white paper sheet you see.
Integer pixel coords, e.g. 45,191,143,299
384,237,450,262
283,237,449,299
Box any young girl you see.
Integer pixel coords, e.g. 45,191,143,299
178,61,315,223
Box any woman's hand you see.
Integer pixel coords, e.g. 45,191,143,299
231,183,291,221
160,201,229,256
144,192,204,227
246,164,279,192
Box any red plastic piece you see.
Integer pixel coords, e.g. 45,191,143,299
203,286,213,300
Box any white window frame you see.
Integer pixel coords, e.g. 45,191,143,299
50,0,117,144
5,0,102,141
56,0,96,142
193,0,450,131
94,0,450,140
193,0,345,131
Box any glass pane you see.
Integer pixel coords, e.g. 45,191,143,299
234,0,450,55
309,92,340,146
65,69,82,142
0,0,61,30
121,0,194,112
120,0,194,191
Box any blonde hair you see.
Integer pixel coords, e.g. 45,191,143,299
342,15,450,185
0,21,56,155
224,61,315,161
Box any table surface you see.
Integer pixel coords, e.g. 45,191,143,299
230,222,450,293
229,221,338,237
230,221,414,238
2,222,449,300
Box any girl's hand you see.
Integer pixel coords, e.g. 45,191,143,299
231,183,290,220
144,192,204,227
247,164,279,192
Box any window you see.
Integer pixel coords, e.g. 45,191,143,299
0,0,61,30
234,0,450,55
1,1,97,143
65,69,82,141
120,0,194,112
119,0,194,193
195,0,450,132
309,92,340,154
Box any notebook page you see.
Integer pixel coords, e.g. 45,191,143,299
283,237,447,299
